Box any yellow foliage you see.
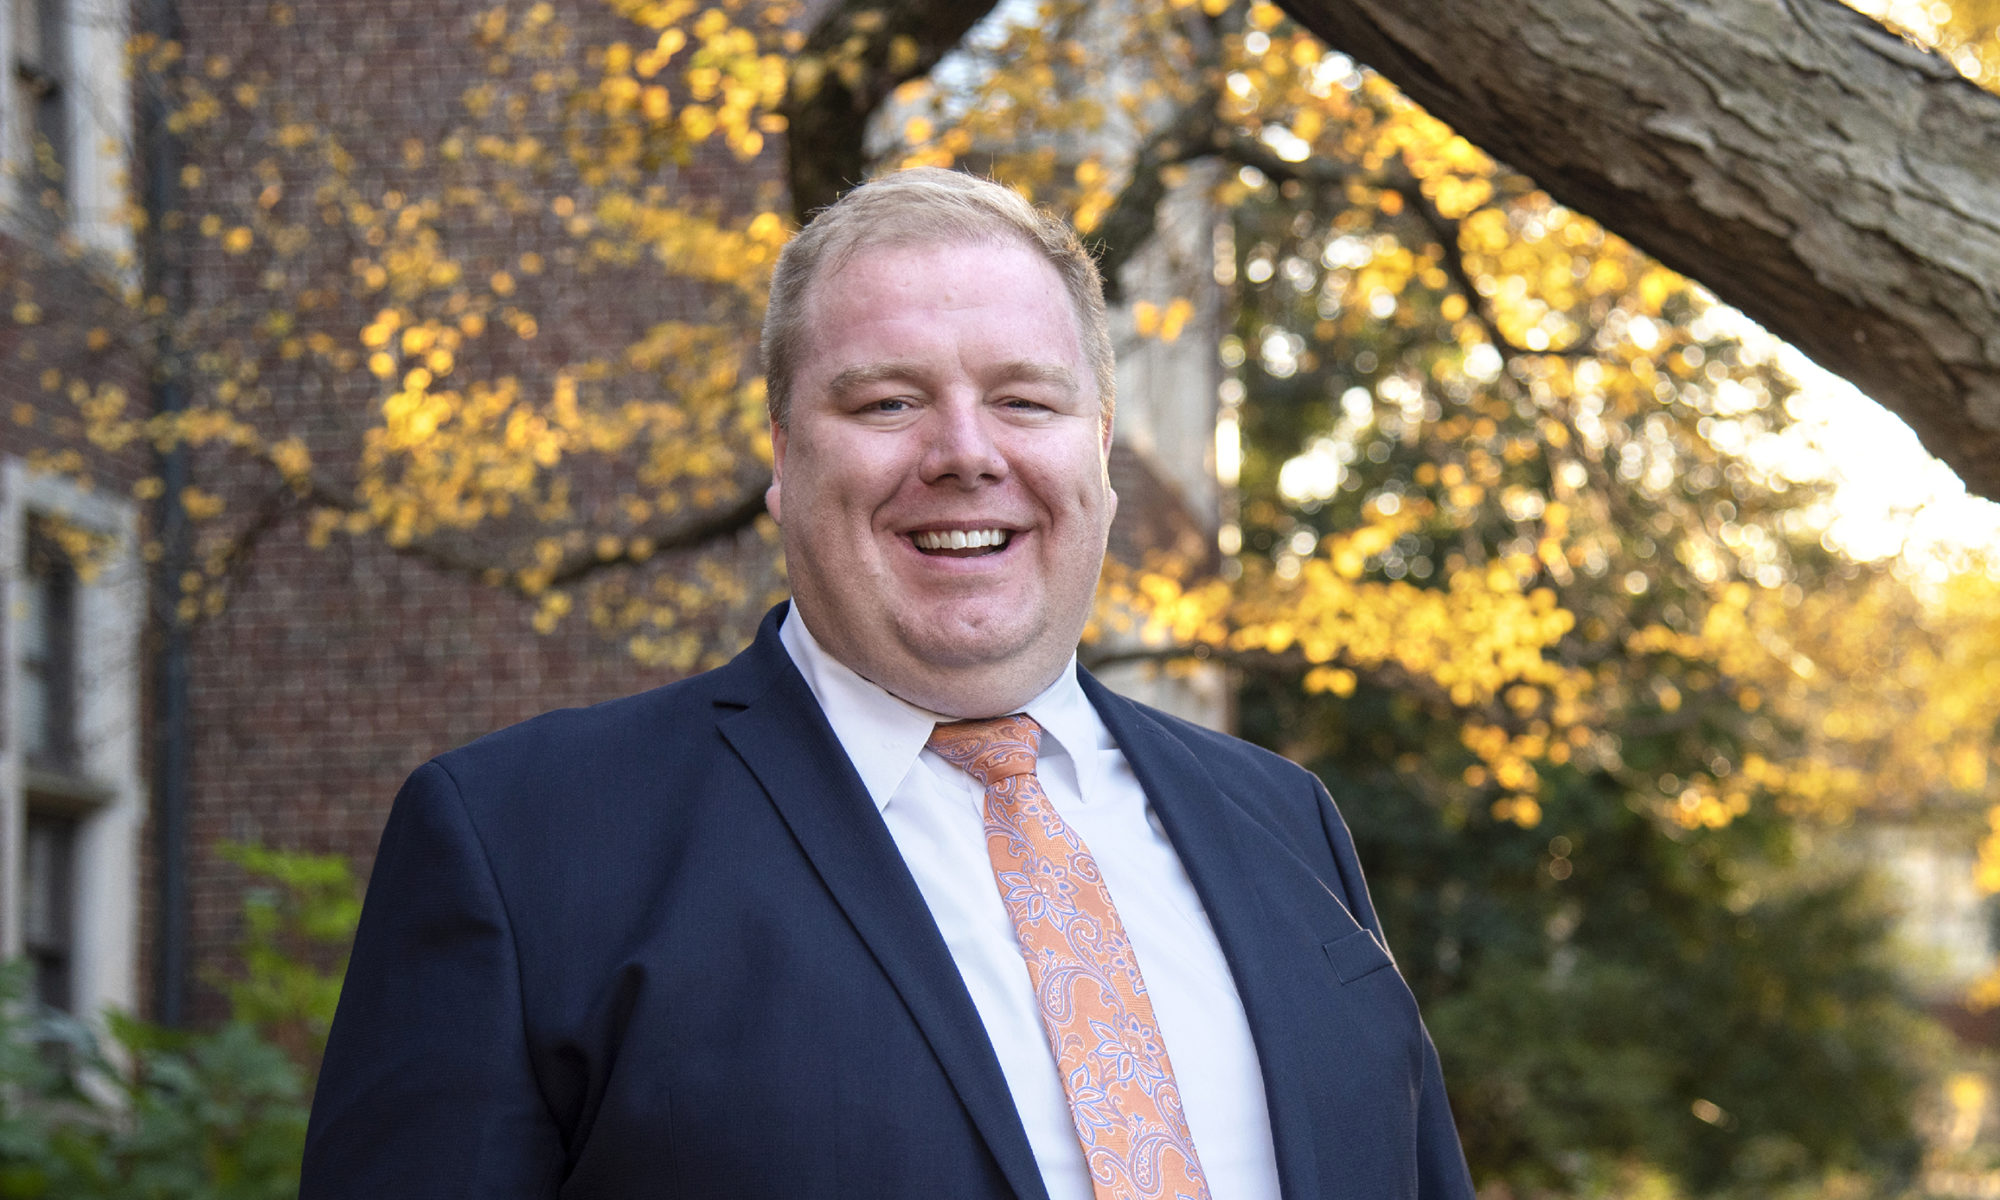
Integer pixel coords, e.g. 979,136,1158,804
1133,299,1194,341
10,0,1985,927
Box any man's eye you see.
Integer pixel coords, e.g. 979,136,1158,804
865,397,913,413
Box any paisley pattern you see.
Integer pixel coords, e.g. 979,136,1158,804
928,715,1212,1200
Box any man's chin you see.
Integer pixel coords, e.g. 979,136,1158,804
897,633,1026,672
892,603,1039,663
877,656,1064,719
864,616,1072,708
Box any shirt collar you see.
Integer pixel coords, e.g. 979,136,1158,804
779,605,1108,812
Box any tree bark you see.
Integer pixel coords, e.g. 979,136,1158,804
1275,0,2000,501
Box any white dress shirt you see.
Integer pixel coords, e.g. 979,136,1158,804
781,610,1281,1200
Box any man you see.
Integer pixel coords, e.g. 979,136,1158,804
303,168,1475,1199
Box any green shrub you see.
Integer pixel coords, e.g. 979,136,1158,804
0,845,358,1198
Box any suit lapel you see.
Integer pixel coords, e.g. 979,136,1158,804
1081,672,1327,1200
714,614,1049,1200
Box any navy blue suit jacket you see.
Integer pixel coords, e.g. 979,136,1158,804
302,604,1475,1198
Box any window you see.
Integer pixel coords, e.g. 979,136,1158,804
10,0,68,210
17,521,82,1015
21,519,78,771
21,809,74,1011
1,461,142,1026
2,0,128,257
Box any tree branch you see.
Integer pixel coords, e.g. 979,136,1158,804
1081,634,1526,731
1090,89,1224,303
1212,131,1366,193
301,473,771,596
781,0,1002,222
1273,0,2000,500
545,480,771,588
1207,132,1591,364
1386,170,1595,362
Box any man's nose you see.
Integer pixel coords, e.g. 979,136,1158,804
918,398,1008,486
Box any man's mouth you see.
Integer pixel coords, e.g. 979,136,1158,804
910,528,1013,557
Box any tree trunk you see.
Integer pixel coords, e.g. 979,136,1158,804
1275,0,2000,500
781,0,999,220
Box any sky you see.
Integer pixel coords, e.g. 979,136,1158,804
1762,346,2000,577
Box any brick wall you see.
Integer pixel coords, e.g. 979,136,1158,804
0,237,151,498
167,0,786,1020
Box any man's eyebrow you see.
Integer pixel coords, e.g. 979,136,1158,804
825,360,1079,398
988,360,1079,394
826,361,929,399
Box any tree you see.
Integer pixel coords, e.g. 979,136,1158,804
7,0,808,667
1207,119,1945,1192
1264,0,2000,502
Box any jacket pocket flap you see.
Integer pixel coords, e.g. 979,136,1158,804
1322,928,1393,984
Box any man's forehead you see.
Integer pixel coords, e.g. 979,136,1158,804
799,236,1083,342
801,234,1074,323
815,230,1037,285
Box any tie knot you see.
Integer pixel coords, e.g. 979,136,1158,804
927,714,1043,785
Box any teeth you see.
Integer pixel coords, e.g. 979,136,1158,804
914,529,1009,551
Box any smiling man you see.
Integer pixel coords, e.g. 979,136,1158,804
767,233,1115,718
303,169,1475,1200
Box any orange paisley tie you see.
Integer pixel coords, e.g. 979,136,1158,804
928,715,1212,1200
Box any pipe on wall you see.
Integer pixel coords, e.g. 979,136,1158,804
139,0,190,1028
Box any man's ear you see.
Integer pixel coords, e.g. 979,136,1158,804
1098,406,1118,526
765,419,787,525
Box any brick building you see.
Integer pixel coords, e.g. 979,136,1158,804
2,0,1224,1028
2,0,151,1031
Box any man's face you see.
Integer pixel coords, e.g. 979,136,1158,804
767,238,1117,717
